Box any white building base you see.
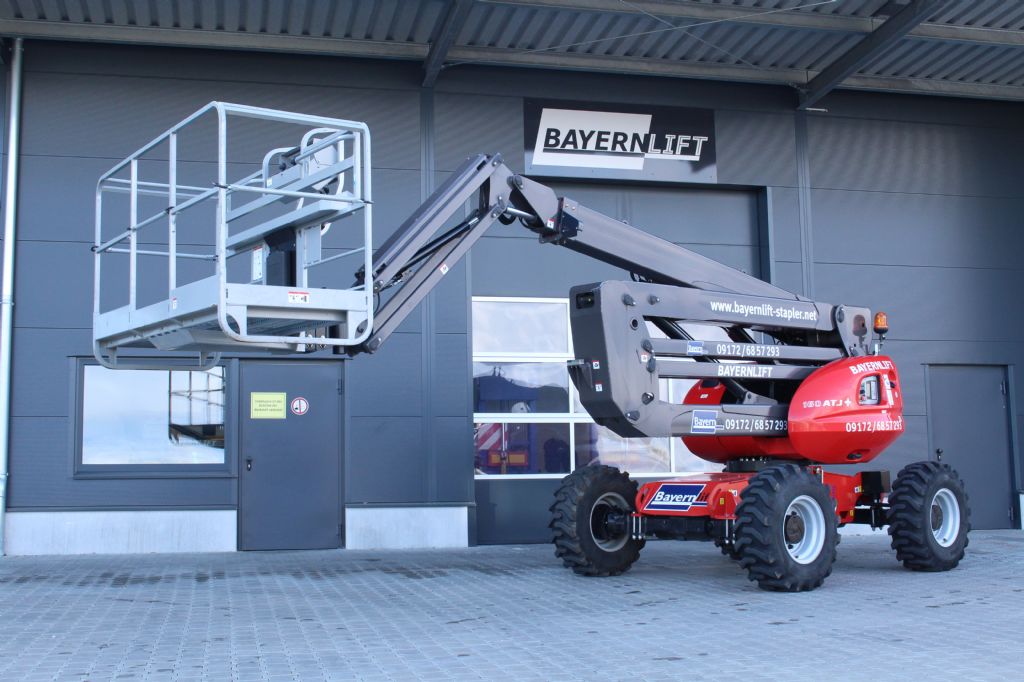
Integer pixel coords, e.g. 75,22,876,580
345,506,468,550
4,510,237,555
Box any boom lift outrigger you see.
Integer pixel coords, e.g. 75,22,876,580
94,104,970,591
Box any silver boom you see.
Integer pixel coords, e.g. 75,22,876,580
342,153,875,440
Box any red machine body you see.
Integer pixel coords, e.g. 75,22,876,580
636,469,870,525
681,355,904,466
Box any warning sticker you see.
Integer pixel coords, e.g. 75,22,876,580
288,291,310,304
250,392,286,419
290,396,309,416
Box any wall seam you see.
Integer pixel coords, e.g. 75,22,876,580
420,87,437,503
794,111,815,298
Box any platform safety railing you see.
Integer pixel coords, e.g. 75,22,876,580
93,102,374,369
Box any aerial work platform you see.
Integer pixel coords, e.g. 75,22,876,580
92,102,374,368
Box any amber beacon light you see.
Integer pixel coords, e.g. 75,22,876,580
873,311,889,336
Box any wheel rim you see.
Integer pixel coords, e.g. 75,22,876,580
783,495,826,564
589,492,630,552
930,488,961,547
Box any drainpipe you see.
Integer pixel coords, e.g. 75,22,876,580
0,37,25,555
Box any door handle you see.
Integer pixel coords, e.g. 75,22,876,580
246,457,253,471
935,448,943,461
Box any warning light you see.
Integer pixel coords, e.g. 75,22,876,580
873,312,889,336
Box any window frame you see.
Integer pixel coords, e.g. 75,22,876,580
471,296,705,480
71,358,236,479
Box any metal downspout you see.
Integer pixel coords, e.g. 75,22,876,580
0,37,25,555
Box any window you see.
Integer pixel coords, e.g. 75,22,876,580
471,297,717,478
78,364,227,470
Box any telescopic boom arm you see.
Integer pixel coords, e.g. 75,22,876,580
343,153,875,440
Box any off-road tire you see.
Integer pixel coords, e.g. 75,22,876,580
888,461,970,571
734,463,839,592
550,465,644,576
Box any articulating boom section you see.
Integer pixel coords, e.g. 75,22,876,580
348,153,879,444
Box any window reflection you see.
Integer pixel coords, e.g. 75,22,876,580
573,423,671,474
473,362,569,414
82,366,226,465
472,300,568,354
474,422,570,475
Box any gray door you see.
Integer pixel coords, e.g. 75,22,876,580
239,361,343,550
928,365,1015,530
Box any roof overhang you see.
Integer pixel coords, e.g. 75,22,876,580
1,0,1022,106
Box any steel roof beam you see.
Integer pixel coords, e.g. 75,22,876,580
447,43,1024,101
0,18,428,60
484,0,1024,48
423,0,475,87
797,0,951,109
0,15,1021,103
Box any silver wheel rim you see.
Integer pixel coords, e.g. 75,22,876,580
931,488,961,548
783,495,826,564
589,491,629,552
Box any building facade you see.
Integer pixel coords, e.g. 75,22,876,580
1,38,1022,554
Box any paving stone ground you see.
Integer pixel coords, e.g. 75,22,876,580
0,530,1020,682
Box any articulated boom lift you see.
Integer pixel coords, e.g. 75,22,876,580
94,104,970,591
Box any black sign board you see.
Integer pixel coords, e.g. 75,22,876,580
524,99,716,183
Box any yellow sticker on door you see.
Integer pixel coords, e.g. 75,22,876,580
250,392,287,419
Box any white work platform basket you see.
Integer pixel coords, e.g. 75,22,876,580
93,102,374,369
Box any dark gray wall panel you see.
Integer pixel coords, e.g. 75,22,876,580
471,235,760,297
20,158,419,251
684,244,759,278
345,332,423,418
9,329,90,418
715,111,797,187
475,478,561,544
14,239,214,328
7,417,236,509
346,416,427,504
769,187,802,263
20,155,109,244
22,72,420,170
813,263,1023,343
438,66,796,114
432,416,474,503
812,189,1024,269
774,261,804,295
812,90,1024,131
544,180,624,220
808,117,1024,199
621,186,759,247
471,236,627,297
431,335,471,418
883,340,1024,418
432,260,470,334
435,93,524,172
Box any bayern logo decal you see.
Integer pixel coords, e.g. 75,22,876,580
643,483,707,512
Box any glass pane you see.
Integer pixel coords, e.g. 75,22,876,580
82,366,226,465
472,300,568,355
574,423,671,474
474,422,570,475
474,362,569,414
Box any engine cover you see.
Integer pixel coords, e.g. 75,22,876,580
787,355,904,465
681,355,904,465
